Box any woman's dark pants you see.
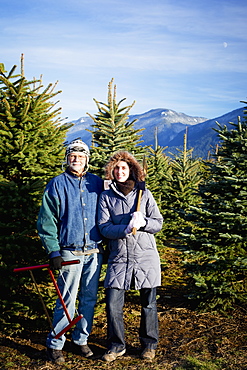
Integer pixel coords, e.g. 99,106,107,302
105,287,158,352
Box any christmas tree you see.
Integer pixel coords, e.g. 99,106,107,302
87,78,146,177
0,59,72,330
163,131,203,239
181,104,247,311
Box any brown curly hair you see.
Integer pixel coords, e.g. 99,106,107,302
104,151,145,182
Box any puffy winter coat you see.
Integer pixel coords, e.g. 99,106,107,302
98,182,163,290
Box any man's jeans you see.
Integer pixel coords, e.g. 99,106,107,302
106,287,159,352
47,250,103,350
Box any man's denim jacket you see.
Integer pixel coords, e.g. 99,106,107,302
37,169,103,257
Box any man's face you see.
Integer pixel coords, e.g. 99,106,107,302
68,153,87,175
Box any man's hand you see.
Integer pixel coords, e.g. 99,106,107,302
49,256,64,270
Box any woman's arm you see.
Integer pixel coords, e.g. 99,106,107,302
97,193,130,240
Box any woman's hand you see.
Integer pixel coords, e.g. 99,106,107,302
126,211,146,234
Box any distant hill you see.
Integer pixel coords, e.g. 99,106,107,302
129,109,207,147
66,107,244,158
166,107,244,158
66,116,93,147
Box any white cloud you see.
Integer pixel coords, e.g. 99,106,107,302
1,0,247,120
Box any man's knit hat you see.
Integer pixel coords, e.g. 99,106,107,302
65,138,90,170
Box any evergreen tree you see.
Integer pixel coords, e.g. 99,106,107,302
145,127,171,201
163,132,204,239
86,78,146,177
181,105,247,311
0,61,72,331
145,144,171,249
146,145,171,204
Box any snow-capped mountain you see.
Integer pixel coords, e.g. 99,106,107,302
66,116,93,146
66,108,207,147
130,109,207,146
66,106,244,158
167,107,244,158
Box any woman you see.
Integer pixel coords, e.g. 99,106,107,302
98,151,163,362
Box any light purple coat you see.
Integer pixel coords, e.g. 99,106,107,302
98,182,163,290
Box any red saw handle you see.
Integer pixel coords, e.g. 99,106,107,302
13,259,80,273
13,259,82,339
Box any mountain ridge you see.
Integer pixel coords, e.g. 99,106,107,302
167,107,244,158
66,106,244,158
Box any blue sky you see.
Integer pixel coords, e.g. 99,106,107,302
1,0,247,121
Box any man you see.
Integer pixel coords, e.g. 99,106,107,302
37,138,103,364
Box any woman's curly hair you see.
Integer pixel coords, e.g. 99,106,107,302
105,151,145,182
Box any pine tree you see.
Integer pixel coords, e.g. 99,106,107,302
0,60,72,330
86,78,146,177
146,145,171,203
145,144,171,250
181,105,247,311
163,131,204,239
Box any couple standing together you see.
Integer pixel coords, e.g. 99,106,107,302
37,138,163,364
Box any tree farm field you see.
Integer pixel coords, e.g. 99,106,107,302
0,247,246,370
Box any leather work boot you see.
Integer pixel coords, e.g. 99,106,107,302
47,347,65,363
78,344,94,358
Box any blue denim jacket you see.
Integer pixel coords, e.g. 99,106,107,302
37,170,103,257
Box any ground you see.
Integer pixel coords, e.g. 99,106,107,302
1,248,247,369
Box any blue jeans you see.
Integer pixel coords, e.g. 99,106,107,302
47,250,103,350
106,287,159,352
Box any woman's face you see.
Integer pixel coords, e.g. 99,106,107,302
113,160,130,182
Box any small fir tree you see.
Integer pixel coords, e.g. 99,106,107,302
145,144,171,250
86,78,146,177
0,61,72,331
163,131,204,239
181,105,247,311
146,145,171,203
145,127,171,202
